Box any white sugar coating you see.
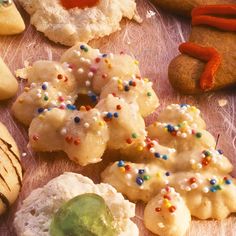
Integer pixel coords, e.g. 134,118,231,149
14,173,139,236
60,128,67,136
29,108,110,166
77,68,84,74
191,183,198,189
73,50,81,57
149,148,155,153
84,122,90,128
203,187,209,193
102,161,170,202
85,80,91,87
17,0,143,45
30,83,36,88
80,57,86,62
102,102,236,234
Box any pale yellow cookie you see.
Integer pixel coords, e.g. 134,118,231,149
12,43,156,127
120,138,176,169
170,172,236,220
12,61,79,125
101,161,170,202
157,104,205,128
0,1,25,35
0,57,18,100
147,104,215,152
102,102,236,231
28,94,147,165
13,43,159,166
96,95,146,150
148,121,215,152
60,43,141,94
0,122,22,215
29,107,109,166
100,77,159,117
144,187,191,236
173,148,233,174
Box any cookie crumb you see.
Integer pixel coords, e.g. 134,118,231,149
218,99,228,107
146,10,156,19
22,152,27,157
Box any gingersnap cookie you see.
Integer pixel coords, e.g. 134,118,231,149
18,0,141,46
0,122,22,215
152,0,235,17
169,5,236,94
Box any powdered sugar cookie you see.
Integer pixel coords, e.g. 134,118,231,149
14,172,139,236
18,0,141,46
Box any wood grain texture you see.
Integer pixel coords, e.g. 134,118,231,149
0,0,236,235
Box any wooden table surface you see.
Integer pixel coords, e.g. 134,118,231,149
0,0,236,235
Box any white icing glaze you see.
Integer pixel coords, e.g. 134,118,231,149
102,103,236,225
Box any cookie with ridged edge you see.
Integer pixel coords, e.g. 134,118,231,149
0,122,22,215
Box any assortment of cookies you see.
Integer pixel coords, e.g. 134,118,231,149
102,104,236,235
0,1,235,236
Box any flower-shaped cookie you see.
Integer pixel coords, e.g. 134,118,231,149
13,43,159,166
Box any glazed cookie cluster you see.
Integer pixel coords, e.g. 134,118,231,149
12,43,159,166
12,44,236,236
102,104,236,235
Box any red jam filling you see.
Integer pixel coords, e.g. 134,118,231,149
60,0,99,9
